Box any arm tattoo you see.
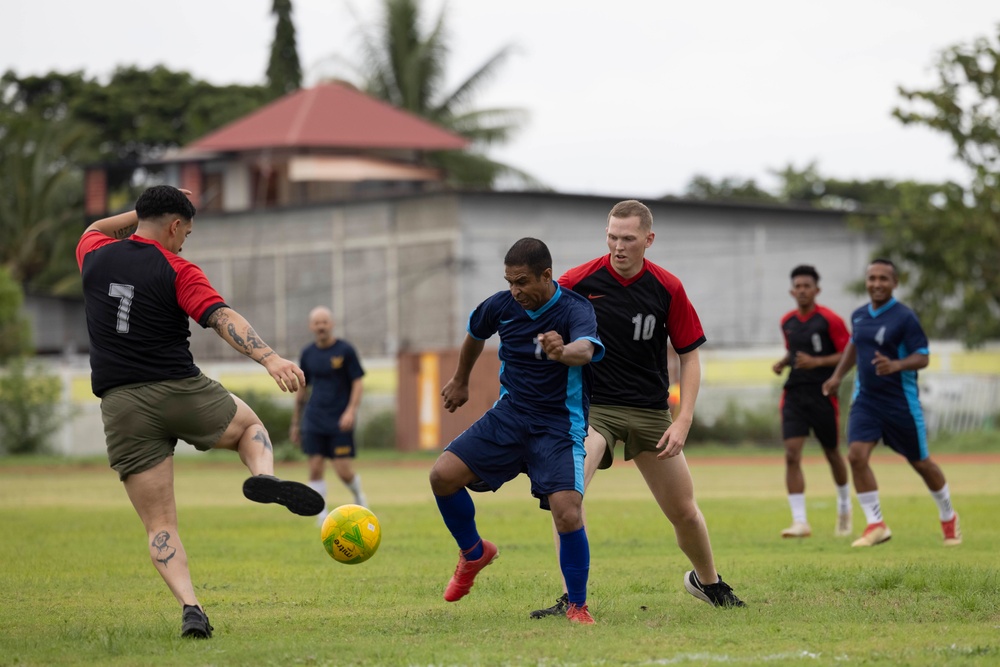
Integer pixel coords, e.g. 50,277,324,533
152,530,177,567
113,224,138,239
258,350,276,363
226,323,247,351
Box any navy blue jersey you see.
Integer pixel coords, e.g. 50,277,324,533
300,339,365,435
76,231,227,397
780,304,850,389
849,298,929,407
468,284,604,440
559,256,705,409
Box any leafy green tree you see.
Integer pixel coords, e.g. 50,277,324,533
267,0,303,99
874,25,1000,347
0,112,88,292
0,267,32,362
353,0,539,188
683,175,776,203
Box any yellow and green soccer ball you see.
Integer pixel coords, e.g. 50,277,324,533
321,504,382,564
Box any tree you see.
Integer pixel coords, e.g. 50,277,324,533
266,0,303,99
877,25,1000,346
353,0,539,188
0,266,31,362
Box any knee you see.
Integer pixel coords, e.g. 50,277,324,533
667,502,703,531
784,448,802,467
552,504,583,533
428,465,453,496
847,448,867,469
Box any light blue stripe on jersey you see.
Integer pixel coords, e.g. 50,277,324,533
898,341,929,459
564,365,587,495
525,283,563,320
868,297,898,318
466,308,486,340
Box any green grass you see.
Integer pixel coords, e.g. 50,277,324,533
1,454,998,666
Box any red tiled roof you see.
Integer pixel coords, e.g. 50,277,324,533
187,82,469,152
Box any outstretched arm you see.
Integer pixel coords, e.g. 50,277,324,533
822,341,857,396
207,307,305,392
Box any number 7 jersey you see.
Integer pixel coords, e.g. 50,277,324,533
559,255,705,409
76,230,228,397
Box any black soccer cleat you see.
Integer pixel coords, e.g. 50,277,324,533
181,605,214,639
684,571,746,608
529,593,569,619
242,474,325,516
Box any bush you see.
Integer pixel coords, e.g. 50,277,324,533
0,357,63,455
359,410,396,451
690,398,782,446
238,389,294,446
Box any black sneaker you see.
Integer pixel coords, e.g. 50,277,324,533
529,593,569,619
243,474,325,516
684,571,746,608
181,605,213,639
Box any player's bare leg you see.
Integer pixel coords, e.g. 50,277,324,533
123,457,199,608
633,450,717,583
848,440,892,546
333,457,367,507
781,436,812,537
214,395,273,476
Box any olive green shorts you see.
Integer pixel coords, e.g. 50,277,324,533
588,404,673,470
100,373,237,481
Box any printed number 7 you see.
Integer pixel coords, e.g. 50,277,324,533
109,283,135,334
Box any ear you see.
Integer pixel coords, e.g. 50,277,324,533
543,267,553,283
168,218,183,236
645,231,655,248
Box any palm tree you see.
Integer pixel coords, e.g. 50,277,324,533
353,0,542,189
0,114,88,294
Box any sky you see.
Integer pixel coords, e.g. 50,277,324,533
3,0,998,198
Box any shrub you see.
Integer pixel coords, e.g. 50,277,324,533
359,410,396,450
238,389,294,446
0,357,63,455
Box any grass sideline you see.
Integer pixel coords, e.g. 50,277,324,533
2,456,998,666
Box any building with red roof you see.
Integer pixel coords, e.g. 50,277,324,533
84,82,469,216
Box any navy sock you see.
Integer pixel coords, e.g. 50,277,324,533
435,488,483,560
559,526,590,605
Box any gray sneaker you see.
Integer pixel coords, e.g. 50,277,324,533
684,571,746,608
529,593,569,619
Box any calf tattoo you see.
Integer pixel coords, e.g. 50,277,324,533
252,428,273,452
152,530,177,567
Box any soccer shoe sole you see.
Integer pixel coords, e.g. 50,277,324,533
243,475,325,516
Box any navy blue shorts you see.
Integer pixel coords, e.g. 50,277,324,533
301,431,355,459
781,385,840,449
445,400,585,507
847,399,928,462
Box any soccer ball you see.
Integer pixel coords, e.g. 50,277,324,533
321,504,382,564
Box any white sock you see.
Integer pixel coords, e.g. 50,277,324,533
836,484,851,514
930,484,955,522
308,479,327,512
857,491,883,525
346,474,367,506
787,493,807,524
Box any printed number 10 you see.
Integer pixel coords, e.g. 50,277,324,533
632,313,655,341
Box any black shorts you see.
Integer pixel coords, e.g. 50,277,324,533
301,431,356,459
780,385,839,449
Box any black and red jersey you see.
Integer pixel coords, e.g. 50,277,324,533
76,231,228,397
559,255,705,409
779,304,849,389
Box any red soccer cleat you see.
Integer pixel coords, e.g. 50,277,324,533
566,603,595,625
942,513,962,546
443,540,498,601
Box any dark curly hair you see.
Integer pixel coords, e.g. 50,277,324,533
135,185,196,221
790,264,820,283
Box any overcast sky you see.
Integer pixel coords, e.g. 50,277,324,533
3,1,998,198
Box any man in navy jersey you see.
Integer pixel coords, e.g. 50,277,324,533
532,199,744,618
429,238,605,625
823,259,961,547
772,265,852,539
76,186,323,639
291,306,367,523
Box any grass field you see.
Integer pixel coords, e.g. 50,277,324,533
1,451,998,666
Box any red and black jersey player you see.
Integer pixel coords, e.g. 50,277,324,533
527,199,745,621
76,185,323,639
771,265,852,540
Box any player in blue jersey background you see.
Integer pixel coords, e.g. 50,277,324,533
823,259,961,547
428,237,605,624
